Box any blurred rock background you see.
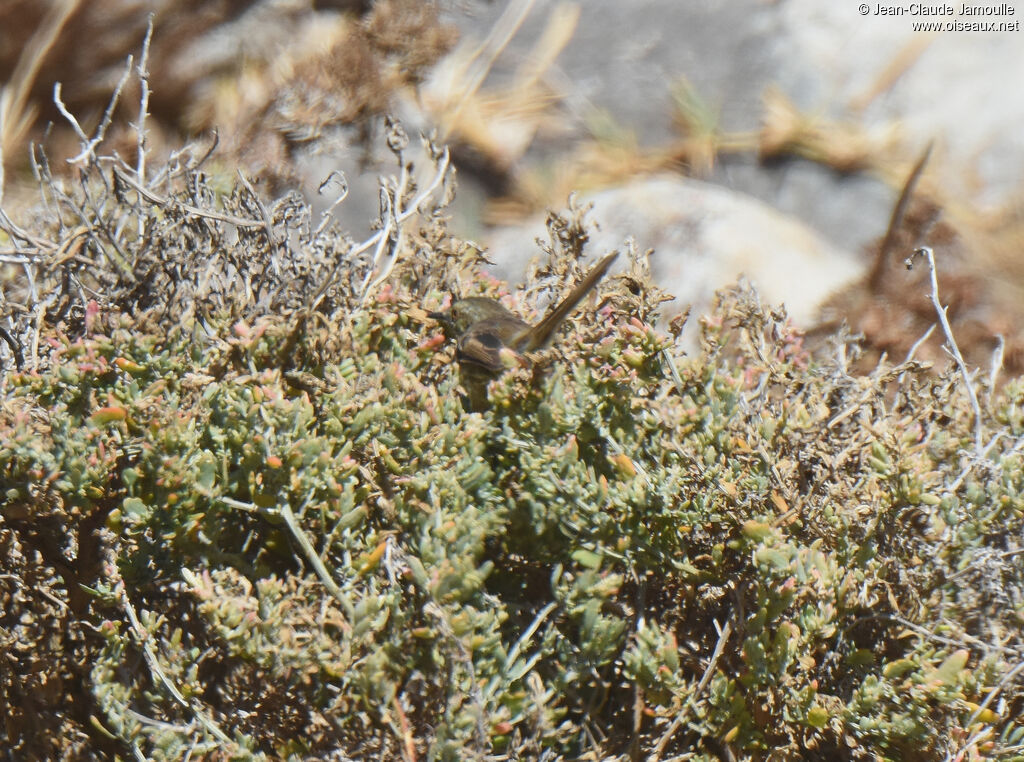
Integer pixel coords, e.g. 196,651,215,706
2,0,1023,370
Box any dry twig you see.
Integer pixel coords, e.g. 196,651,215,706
906,246,984,456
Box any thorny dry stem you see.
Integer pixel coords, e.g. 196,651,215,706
895,323,936,386
55,62,133,166
906,246,984,456
308,140,451,314
133,16,154,185
110,165,264,229
315,170,350,237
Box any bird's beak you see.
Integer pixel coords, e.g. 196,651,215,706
428,310,455,339
428,310,451,325
428,291,458,330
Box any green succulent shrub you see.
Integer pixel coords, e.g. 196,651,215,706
2,132,1023,761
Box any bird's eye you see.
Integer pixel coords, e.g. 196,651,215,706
450,306,460,320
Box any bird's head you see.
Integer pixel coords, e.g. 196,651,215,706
428,296,517,336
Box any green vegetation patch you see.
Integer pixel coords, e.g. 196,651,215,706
2,138,1023,760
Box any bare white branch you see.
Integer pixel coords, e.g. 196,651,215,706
134,16,155,184
989,334,1005,396
308,144,450,312
907,246,984,456
314,170,350,237
904,323,936,364
56,54,134,165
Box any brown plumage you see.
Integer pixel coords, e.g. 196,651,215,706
430,251,618,407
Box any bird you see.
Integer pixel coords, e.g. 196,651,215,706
430,251,618,408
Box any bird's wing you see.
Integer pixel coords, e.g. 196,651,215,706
457,323,516,373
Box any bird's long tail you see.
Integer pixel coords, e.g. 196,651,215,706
518,251,619,351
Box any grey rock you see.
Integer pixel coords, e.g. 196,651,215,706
484,175,863,333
